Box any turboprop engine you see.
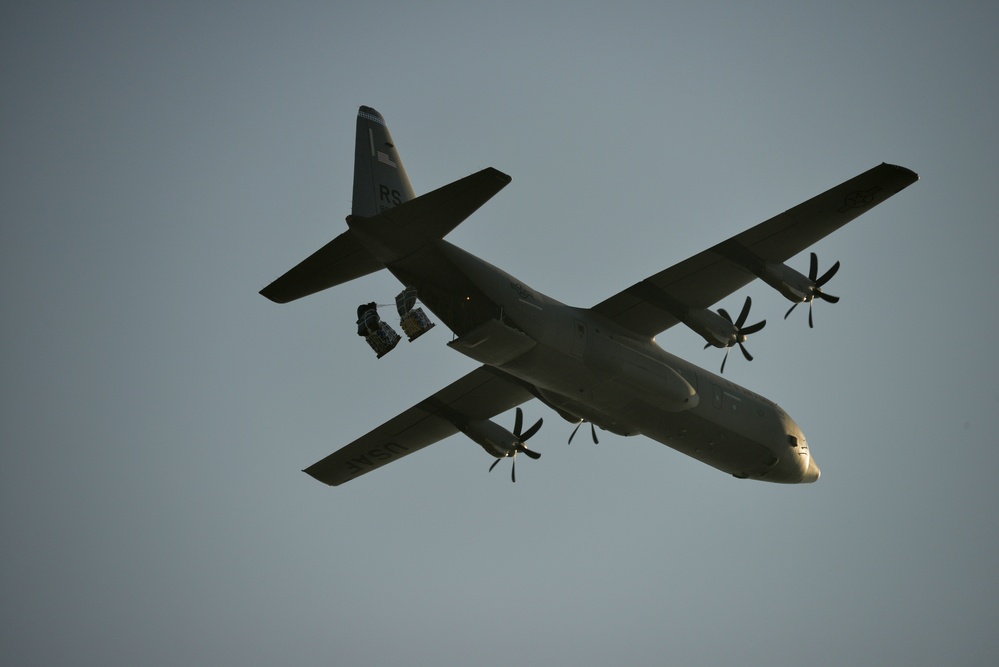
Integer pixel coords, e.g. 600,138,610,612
758,252,841,328
457,408,542,482
682,296,766,373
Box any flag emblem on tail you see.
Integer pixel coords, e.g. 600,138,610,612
377,151,397,168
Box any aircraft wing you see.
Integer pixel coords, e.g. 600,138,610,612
591,163,918,337
304,366,534,486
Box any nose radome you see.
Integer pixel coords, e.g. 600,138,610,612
801,456,821,483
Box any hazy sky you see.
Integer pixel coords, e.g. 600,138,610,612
3,2,998,665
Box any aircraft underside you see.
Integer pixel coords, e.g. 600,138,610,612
384,240,814,483
260,105,915,487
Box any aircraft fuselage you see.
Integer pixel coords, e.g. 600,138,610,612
388,240,819,484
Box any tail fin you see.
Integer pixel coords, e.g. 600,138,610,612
352,106,416,217
260,107,511,304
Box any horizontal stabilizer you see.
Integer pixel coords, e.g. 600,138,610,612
260,167,511,303
347,167,511,264
259,230,383,304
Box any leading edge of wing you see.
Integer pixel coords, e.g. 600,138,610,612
591,163,918,337
303,366,534,486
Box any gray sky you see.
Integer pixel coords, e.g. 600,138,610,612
3,2,997,665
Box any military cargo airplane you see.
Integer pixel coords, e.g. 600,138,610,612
261,106,917,486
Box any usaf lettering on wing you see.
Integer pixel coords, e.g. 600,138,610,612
345,441,411,476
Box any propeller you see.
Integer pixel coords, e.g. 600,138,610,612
707,296,767,373
488,407,542,482
568,420,599,445
784,252,840,328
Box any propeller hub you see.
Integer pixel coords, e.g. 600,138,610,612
487,407,542,482
784,252,840,328
714,296,766,373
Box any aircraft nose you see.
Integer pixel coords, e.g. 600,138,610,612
801,456,820,483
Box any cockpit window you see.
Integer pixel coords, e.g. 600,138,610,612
787,435,798,448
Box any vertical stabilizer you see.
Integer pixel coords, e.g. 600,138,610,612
352,106,416,218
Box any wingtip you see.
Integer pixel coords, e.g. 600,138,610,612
302,467,336,487
258,284,290,304
485,166,512,185
881,162,919,182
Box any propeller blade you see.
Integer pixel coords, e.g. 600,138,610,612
489,458,501,473
739,342,753,362
520,418,543,442
818,292,840,304
809,252,819,282
513,407,523,437
815,260,840,287
740,319,766,336
720,347,730,374
785,302,799,320
569,420,599,444
808,301,814,329
521,447,541,460
511,453,516,483
735,296,752,328
718,308,733,324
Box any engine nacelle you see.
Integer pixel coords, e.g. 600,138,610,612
683,308,738,349
458,419,519,458
760,261,812,303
